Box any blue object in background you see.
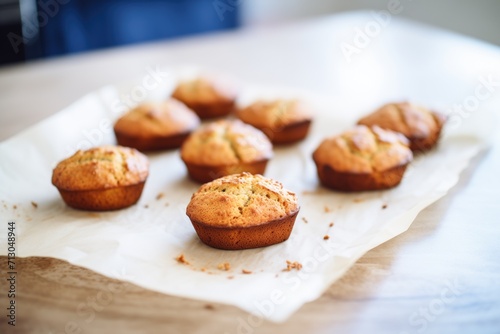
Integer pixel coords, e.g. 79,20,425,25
36,0,239,58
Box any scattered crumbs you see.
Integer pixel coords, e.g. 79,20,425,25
204,304,215,310
242,269,252,274
13,205,17,210
275,274,279,278
26,217,32,222
353,198,364,203
165,202,170,207
217,262,231,271
207,271,214,275
382,204,388,209
324,205,331,213
329,222,334,227
144,204,149,209
200,267,207,272
302,190,317,195
302,217,308,224
227,275,234,280
283,260,302,272
175,254,190,265
31,201,38,209
3,203,6,209
156,192,165,200
323,235,330,240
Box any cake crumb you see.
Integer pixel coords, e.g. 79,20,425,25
302,190,317,195
156,192,165,200
165,202,170,207
242,269,252,274
175,254,190,265
200,267,207,272
13,205,17,210
323,235,330,240
382,204,388,209
283,260,302,272
31,201,38,209
302,217,308,224
144,204,149,209
204,304,215,310
324,205,331,213
329,222,334,227
217,262,231,271
227,275,234,279
353,198,363,203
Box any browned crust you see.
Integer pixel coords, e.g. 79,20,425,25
259,120,312,145
314,163,409,192
357,103,446,152
114,129,191,151
183,160,269,183
56,182,145,211
410,111,446,152
175,100,235,119
190,210,299,250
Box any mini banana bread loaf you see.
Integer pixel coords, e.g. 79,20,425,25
237,99,313,144
172,76,237,119
357,102,446,152
181,119,273,183
113,99,200,151
186,172,299,250
52,145,149,211
312,125,413,191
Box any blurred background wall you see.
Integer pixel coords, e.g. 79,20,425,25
241,0,500,46
1,0,499,66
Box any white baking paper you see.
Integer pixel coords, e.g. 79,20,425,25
0,71,495,322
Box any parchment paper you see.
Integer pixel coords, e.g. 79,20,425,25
0,71,494,322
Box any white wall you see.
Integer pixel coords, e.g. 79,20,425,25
241,0,500,46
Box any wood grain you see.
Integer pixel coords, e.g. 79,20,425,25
1,154,499,334
1,12,500,334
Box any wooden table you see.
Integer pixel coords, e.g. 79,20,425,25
1,12,500,334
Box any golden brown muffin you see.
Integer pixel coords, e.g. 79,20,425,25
357,102,446,152
181,119,273,183
237,99,313,144
113,99,200,151
186,172,299,250
52,146,149,211
172,77,237,119
312,125,413,191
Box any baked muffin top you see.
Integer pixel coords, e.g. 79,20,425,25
237,99,312,129
186,172,298,227
313,125,413,174
172,77,237,105
358,102,445,140
52,146,149,191
114,99,200,137
181,119,273,166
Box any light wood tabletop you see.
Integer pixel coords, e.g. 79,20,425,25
1,11,500,334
